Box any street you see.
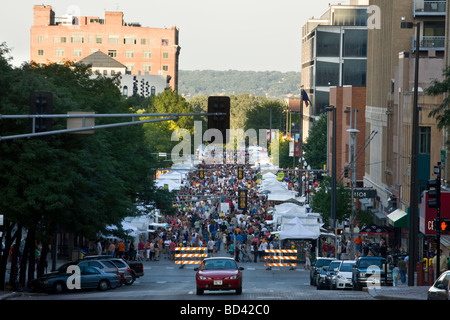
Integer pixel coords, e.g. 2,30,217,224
8,253,374,301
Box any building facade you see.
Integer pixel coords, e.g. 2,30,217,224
365,0,446,251
301,1,369,139
30,4,180,91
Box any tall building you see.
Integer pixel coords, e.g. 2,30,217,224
365,0,446,251
301,1,369,137
30,4,180,91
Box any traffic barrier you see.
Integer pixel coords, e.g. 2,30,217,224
264,249,297,268
174,247,207,267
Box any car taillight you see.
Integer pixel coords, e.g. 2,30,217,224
127,268,131,273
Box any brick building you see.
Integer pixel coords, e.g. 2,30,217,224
30,4,180,90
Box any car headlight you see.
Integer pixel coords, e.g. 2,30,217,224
198,276,207,280
225,275,238,280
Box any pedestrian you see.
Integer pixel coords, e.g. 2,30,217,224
96,239,102,255
398,257,407,284
108,240,115,257
392,263,399,287
145,240,151,261
305,249,311,270
117,240,125,258
207,238,215,257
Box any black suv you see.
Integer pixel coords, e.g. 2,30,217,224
310,257,335,286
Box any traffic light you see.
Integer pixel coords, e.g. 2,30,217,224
207,96,230,144
30,92,53,133
199,167,205,179
344,166,349,178
238,189,247,210
427,178,441,209
238,166,244,180
336,228,343,235
436,219,450,234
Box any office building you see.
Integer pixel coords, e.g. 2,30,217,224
30,4,180,91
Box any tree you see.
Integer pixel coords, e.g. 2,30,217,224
303,114,327,169
309,176,352,227
426,66,450,134
0,47,171,289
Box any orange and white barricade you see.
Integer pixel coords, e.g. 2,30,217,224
174,247,207,267
264,249,297,269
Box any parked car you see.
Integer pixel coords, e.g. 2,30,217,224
310,257,335,286
194,257,244,295
428,270,450,300
316,267,329,290
82,255,144,282
352,256,393,291
332,260,355,290
317,260,341,290
82,255,136,285
30,265,121,293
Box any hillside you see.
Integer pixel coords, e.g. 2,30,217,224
178,70,301,99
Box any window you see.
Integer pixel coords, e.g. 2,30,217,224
37,36,44,43
71,34,84,44
55,48,65,57
126,63,134,72
125,50,135,58
334,8,368,26
316,31,340,57
73,49,82,57
38,49,44,56
124,35,137,44
108,50,117,58
163,52,169,59
343,29,367,57
143,51,152,59
162,65,169,71
53,36,59,43
342,59,367,86
143,64,152,72
96,35,103,44
419,127,431,154
88,34,95,43
108,35,119,44
316,61,340,86
141,38,146,45
61,37,67,43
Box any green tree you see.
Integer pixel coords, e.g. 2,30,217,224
309,176,352,227
303,114,327,169
426,66,450,132
0,47,173,289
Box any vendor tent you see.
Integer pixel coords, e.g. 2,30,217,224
278,217,319,240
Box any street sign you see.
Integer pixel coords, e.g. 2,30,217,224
352,188,377,199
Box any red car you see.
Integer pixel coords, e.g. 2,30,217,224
195,257,244,295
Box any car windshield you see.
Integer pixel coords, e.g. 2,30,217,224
203,259,236,270
339,262,354,272
434,272,450,288
316,259,333,267
359,259,383,269
328,261,341,271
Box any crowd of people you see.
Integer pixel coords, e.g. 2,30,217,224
157,161,281,263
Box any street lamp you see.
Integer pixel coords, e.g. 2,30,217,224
400,17,420,287
325,106,337,230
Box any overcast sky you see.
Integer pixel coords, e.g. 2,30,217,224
1,0,345,72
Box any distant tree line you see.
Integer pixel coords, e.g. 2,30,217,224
178,70,301,99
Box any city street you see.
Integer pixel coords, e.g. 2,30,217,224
5,253,375,301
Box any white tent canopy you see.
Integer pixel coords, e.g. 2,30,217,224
278,217,319,240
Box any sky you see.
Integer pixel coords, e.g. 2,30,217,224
0,0,346,72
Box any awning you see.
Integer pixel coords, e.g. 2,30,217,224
387,209,408,228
